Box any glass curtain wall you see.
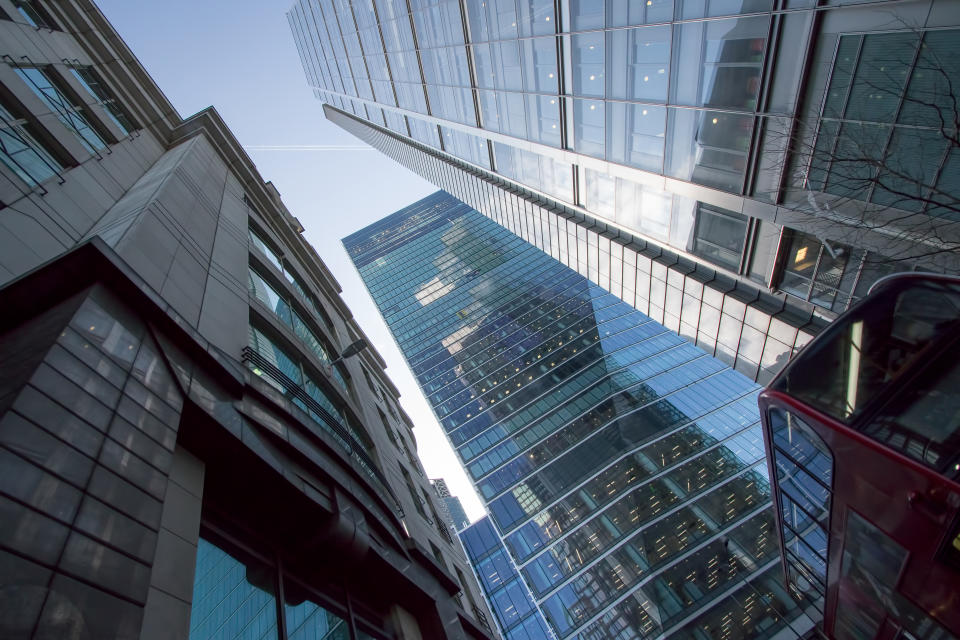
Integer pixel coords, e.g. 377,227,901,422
188,533,382,640
344,191,814,639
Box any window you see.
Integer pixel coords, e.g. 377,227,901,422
190,533,390,640
0,100,61,186
690,204,748,271
249,226,335,331
808,30,960,218
776,229,867,313
14,67,107,154
248,266,350,395
70,66,136,135
248,324,364,449
12,1,57,29
401,467,429,520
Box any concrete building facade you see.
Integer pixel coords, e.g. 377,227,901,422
289,0,960,383
0,2,495,638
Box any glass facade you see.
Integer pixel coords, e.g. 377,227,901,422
290,0,960,352
344,191,814,639
189,534,379,640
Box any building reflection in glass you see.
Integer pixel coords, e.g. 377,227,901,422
344,191,814,639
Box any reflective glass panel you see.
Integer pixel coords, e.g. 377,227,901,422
670,17,768,110
569,33,604,97
189,537,278,640
607,25,670,102
607,102,665,172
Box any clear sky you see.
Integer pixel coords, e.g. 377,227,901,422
93,0,485,520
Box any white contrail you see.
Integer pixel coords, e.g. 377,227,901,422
243,145,375,151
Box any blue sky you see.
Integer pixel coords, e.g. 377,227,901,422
94,0,484,518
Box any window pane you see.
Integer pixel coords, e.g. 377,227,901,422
823,122,887,200
249,270,293,327
517,0,554,37
15,67,107,154
521,37,558,93
525,94,561,146
670,17,768,110
569,33,604,97
498,91,527,138
70,67,133,135
571,98,604,159
691,205,747,271
189,537,278,640
606,0,673,26
472,44,496,89
0,105,61,186
871,127,946,213
607,102,665,172
667,108,751,192
568,0,602,30
494,41,523,91
607,25,670,103
249,229,284,271
283,582,350,640
847,32,916,124
249,326,303,387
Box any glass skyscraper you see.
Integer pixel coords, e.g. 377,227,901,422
290,0,959,384
344,191,817,639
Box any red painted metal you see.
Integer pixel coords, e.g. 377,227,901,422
759,274,960,639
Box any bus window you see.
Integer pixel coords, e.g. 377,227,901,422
772,279,960,425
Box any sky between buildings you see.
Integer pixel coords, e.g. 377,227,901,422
95,0,486,520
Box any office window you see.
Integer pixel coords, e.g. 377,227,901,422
690,204,748,271
606,0,673,26
0,101,62,186
70,67,136,135
249,226,285,267
607,25,671,103
569,32,605,97
571,98,604,159
12,1,57,29
189,538,278,639
249,266,350,394
667,107,752,192
607,102,666,172
521,37,558,94
670,16,768,111
776,229,864,313
809,30,960,218
14,67,107,154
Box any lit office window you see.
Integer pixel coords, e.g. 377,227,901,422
0,101,62,186
15,67,107,154
70,66,136,135
776,229,874,313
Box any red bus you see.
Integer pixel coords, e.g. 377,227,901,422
758,273,960,639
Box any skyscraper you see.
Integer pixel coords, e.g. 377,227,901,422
289,0,960,383
0,2,493,638
344,190,818,639
433,477,472,531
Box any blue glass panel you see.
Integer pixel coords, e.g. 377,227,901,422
607,102,665,172
189,538,278,640
569,33,604,97
571,99,604,159
607,25,670,102
283,582,350,640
